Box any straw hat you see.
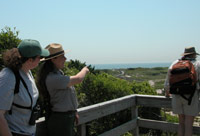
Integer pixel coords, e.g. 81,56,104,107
181,47,199,56
41,43,69,61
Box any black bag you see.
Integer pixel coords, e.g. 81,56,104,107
29,102,41,125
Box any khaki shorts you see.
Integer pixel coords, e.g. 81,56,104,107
172,91,199,116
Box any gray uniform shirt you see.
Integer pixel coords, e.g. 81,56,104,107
0,68,39,135
46,70,78,112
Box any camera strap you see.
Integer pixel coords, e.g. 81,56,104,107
9,69,33,114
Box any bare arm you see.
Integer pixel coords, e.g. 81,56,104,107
67,66,89,87
165,89,171,98
164,69,171,98
75,112,79,125
0,110,12,136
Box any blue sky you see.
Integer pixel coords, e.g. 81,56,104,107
1,0,200,64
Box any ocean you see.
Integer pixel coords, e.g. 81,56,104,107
90,62,171,69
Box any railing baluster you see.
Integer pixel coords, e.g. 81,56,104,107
77,124,86,136
131,105,139,136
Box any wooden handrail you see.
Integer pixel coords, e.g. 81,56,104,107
36,95,200,136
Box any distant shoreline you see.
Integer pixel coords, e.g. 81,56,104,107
90,62,171,69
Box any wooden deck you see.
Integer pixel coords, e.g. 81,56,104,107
36,94,200,136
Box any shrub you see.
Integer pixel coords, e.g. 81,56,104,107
77,73,133,107
0,27,21,70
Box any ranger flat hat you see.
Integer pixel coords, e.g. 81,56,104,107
41,43,69,61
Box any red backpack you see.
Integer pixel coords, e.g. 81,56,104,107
169,59,197,105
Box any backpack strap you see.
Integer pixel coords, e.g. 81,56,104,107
180,90,195,105
9,69,33,114
13,69,20,94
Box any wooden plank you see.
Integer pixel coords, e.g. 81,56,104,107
77,124,86,136
78,95,136,124
138,118,200,134
136,95,172,108
193,125,200,134
99,119,137,136
131,106,139,136
138,118,178,132
137,95,200,110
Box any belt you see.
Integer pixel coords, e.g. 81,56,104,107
52,110,76,114
12,132,31,136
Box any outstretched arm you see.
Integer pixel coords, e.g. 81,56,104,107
67,66,89,87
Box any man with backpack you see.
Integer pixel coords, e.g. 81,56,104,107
164,46,200,136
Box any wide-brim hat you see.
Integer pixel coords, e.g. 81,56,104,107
40,43,69,61
181,46,199,56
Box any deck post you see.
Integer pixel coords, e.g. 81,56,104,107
77,123,86,136
131,105,139,136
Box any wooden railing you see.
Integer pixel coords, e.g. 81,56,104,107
36,95,200,136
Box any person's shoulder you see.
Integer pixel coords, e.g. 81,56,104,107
169,59,179,69
47,71,58,77
0,68,15,82
195,59,200,63
46,71,61,80
172,59,179,64
194,60,200,67
0,67,15,76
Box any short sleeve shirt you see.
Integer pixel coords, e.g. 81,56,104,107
46,70,78,112
0,68,39,135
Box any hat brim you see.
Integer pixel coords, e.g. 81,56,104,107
181,52,199,56
40,50,70,61
40,49,50,57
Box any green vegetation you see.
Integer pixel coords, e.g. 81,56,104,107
101,67,168,96
102,67,167,80
101,67,168,85
0,27,21,70
161,110,178,123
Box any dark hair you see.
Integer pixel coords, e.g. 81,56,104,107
36,60,56,100
3,48,39,70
